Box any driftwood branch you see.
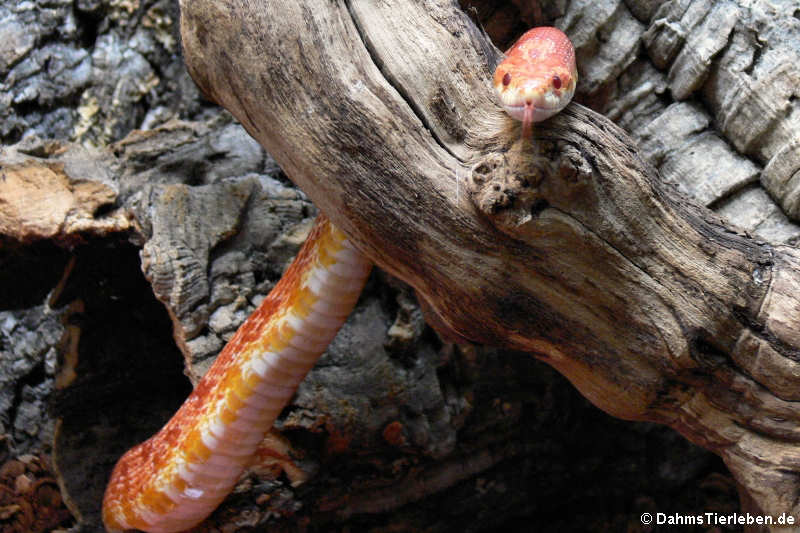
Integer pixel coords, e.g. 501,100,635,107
178,0,800,528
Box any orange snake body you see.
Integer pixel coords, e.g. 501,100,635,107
102,26,576,533
102,215,372,531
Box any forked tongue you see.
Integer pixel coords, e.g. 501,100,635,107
522,101,534,139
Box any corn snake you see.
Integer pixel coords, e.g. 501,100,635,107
102,26,576,533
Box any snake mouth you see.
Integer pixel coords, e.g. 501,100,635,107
502,101,563,123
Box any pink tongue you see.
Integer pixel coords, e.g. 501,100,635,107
522,102,534,139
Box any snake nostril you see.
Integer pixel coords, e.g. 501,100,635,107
502,72,511,86
552,75,562,89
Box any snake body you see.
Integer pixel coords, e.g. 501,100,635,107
102,25,575,533
102,215,371,532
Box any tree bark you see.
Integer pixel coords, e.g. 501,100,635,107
179,0,800,528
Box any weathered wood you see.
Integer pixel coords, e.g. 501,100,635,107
0,140,130,243
179,0,800,527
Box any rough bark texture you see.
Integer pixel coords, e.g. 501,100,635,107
2,0,800,532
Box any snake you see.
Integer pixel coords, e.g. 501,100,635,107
101,25,576,533
493,27,577,138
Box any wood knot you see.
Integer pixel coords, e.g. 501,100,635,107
467,148,548,235
467,141,593,237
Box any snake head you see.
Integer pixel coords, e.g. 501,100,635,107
493,27,577,134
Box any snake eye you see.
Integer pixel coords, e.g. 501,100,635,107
502,72,511,86
552,75,562,89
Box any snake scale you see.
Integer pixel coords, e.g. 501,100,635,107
102,25,576,533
